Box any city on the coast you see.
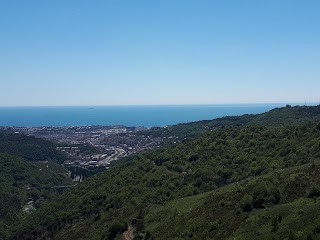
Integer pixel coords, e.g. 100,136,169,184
0,125,170,170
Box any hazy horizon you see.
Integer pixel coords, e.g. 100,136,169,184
0,102,318,108
1,1,320,106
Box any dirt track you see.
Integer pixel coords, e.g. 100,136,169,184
123,226,134,240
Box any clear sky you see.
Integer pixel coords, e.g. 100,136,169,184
0,0,319,106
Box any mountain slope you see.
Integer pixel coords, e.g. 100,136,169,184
11,121,320,239
0,153,72,239
145,162,320,239
0,131,66,163
139,105,320,140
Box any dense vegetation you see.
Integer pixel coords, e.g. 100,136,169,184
1,105,319,239
0,131,73,239
0,153,72,239
0,132,66,163
139,105,320,140
11,119,320,239
146,162,320,239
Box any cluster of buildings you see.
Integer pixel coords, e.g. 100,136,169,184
4,125,164,169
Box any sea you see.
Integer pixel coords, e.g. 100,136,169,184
0,104,303,128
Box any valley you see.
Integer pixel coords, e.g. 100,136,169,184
1,105,320,239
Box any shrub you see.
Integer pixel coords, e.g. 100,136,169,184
240,194,253,212
306,185,320,198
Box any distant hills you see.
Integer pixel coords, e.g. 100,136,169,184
0,131,66,163
139,105,320,140
8,105,320,240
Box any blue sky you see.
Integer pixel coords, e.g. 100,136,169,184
0,0,319,106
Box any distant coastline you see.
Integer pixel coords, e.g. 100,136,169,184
0,103,315,128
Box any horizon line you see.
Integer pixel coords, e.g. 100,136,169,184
0,102,317,108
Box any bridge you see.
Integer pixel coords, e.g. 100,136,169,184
35,184,78,193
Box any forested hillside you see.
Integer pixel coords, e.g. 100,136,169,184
146,162,320,239
0,131,66,163
11,120,320,239
0,130,73,239
139,105,320,140
0,153,72,239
